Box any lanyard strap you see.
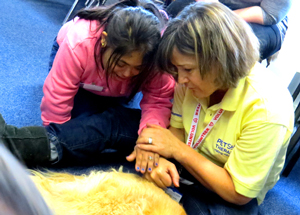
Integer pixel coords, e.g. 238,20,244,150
186,103,201,147
186,104,224,149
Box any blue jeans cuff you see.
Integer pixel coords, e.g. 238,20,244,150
47,132,62,164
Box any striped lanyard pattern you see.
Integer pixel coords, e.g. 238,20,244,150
186,103,224,149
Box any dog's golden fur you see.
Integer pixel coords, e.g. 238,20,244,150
31,168,186,215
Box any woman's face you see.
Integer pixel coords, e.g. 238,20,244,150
171,47,219,99
102,48,143,80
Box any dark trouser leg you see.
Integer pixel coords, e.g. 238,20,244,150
178,183,258,215
46,89,142,164
0,114,50,166
48,37,59,72
171,165,259,215
248,23,282,60
165,0,194,18
46,105,141,163
70,87,129,119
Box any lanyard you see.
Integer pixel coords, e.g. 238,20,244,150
186,104,224,149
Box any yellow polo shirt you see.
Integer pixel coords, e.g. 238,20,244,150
170,63,294,205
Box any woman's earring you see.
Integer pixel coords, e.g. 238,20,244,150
101,41,106,48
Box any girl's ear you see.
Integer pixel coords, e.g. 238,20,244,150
101,31,108,47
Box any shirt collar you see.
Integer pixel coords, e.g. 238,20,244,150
193,76,247,112
219,76,246,111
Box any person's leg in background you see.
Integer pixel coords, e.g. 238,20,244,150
165,0,194,18
248,22,282,60
251,16,288,62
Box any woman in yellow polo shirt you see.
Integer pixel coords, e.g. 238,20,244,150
130,2,294,215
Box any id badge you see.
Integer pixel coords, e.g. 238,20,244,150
165,186,182,202
80,83,104,92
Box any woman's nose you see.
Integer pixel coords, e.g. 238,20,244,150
177,71,188,84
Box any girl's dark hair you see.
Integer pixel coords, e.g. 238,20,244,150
76,0,166,101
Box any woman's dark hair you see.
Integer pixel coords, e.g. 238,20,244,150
76,0,166,100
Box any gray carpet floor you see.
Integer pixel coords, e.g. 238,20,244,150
0,0,299,214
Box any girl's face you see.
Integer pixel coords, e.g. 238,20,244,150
171,47,219,99
103,48,143,80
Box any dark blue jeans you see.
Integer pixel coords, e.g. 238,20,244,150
178,183,258,215
175,167,259,215
166,0,287,60
46,38,142,163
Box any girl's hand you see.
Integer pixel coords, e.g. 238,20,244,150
126,146,160,173
143,157,180,189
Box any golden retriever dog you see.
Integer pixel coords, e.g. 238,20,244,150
31,168,186,215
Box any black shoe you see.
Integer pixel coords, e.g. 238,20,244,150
0,114,50,166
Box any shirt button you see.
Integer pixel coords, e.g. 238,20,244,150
210,113,212,116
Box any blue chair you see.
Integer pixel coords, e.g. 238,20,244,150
282,72,300,177
62,0,102,25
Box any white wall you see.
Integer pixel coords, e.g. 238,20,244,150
266,0,300,87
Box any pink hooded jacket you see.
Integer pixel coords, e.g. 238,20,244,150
40,18,175,134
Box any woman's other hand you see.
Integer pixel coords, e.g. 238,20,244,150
136,124,183,159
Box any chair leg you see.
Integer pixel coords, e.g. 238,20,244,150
282,125,300,177
62,0,79,25
282,141,300,177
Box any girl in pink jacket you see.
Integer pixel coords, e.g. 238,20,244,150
40,0,175,165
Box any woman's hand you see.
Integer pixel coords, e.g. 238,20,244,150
126,146,159,173
143,157,180,189
136,124,183,159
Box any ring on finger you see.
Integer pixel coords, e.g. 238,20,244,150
149,156,153,161
148,137,153,144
